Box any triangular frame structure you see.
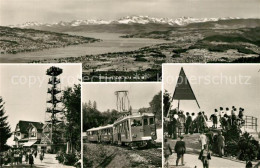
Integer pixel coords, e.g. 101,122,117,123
167,67,200,117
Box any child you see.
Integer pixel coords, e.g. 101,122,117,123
199,145,211,168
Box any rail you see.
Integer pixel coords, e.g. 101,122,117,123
243,115,258,132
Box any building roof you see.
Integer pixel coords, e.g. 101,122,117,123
16,120,44,133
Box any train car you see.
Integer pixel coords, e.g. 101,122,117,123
99,124,113,143
86,127,100,142
113,113,156,148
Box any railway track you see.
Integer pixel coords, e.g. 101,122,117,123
84,143,162,167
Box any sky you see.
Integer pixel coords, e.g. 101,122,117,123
163,64,260,121
82,83,161,112
0,64,81,145
1,0,260,26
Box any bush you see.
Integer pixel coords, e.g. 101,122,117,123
47,148,55,154
64,153,78,166
238,133,259,161
56,152,65,163
56,152,79,166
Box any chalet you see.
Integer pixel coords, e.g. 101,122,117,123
13,120,44,148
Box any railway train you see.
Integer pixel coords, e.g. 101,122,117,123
86,113,157,147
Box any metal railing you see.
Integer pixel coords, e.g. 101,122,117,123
244,115,258,132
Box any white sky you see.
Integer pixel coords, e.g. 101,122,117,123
82,83,161,112
163,64,260,121
1,0,260,25
0,64,81,145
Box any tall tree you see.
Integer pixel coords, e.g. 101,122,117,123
62,84,81,153
149,91,162,124
0,97,12,152
93,101,97,110
163,90,171,117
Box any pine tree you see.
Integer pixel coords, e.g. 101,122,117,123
93,101,97,110
0,97,12,152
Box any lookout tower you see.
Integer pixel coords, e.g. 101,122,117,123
41,66,63,147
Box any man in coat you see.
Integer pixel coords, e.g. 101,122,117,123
217,131,225,157
185,112,192,134
174,136,186,166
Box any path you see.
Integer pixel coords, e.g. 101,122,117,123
3,154,73,168
166,153,246,168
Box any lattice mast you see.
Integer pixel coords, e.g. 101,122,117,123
41,66,63,145
115,90,130,114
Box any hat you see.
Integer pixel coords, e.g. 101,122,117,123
215,109,218,112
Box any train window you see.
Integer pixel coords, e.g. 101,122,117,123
150,118,154,125
144,118,148,125
131,119,142,127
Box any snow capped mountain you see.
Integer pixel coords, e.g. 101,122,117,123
10,16,241,28
10,21,44,28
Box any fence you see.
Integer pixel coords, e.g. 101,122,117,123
244,115,258,132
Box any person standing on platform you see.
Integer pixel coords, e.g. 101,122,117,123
175,136,186,166
217,132,225,157
239,108,244,120
210,109,218,128
226,108,231,117
219,107,225,118
202,111,208,121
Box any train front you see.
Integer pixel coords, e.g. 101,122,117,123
130,113,157,147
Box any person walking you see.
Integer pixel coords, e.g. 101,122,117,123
34,150,37,158
199,131,207,150
29,153,34,167
40,153,44,163
217,131,225,157
25,152,29,163
199,144,211,168
174,136,186,166
164,138,172,168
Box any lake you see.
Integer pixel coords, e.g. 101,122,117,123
0,32,168,63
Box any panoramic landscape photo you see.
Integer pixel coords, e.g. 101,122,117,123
1,0,260,81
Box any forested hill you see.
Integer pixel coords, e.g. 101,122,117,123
0,26,100,54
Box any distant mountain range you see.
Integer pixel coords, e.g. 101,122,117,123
10,15,243,28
